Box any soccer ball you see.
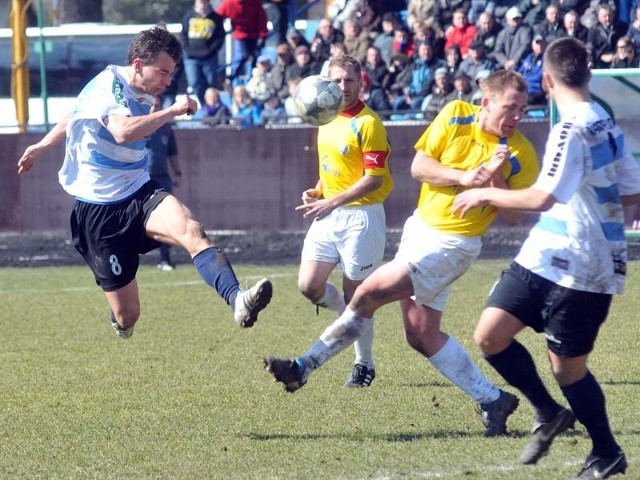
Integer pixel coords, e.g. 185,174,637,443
293,75,343,126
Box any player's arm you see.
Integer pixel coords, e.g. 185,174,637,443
105,95,197,144
489,173,525,226
453,186,556,218
302,179,324,204
411,145,510,187
17,112,72,175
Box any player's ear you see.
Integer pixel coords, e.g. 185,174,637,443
132,58,144,75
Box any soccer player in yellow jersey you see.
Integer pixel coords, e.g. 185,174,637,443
265,70,539,437
295,54,393,388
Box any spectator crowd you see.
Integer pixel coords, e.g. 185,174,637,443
170,0,640,126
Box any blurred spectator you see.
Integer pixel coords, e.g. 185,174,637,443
246,54,274,104
517,0,549,28
373,12,400,65
491,7,533,70
384,52,413,101
444,8,478,56
343,19,373,63
181,0,226,105
443,44,463,77
201,87,230,126
610,35,640,67
474,11,503,53
581,0,617,29
433,0,472,33
230,85,261,127
467,0,489,24
627,4,640,50
406,0,437,32
286,26,311,51
260,94,287,124
363,46,389,88
587,3,629,68
284,78,303,123
555,0,588,17
458,39,499,80
559,9,589,43
352,0,384,33
517,34,547,106
420,67,454,121
535,3,566,42
310,18,345,64
392,41,445,111
445,71,475,103
320,42,348,76
360,71,392,115
217,0,269,87
392,26,415,58
263,0,289,44
287,45,321,81
470,68,490,104
267,43,294,101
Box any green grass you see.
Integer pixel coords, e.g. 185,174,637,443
1,260,639,479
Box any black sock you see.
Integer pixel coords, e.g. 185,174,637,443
485,341,562,422
193,247,240,306
561,371,619,458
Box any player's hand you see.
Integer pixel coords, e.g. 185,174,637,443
301,188,322,205
452,188,488,218
459,145,509,187
171,95,198,116
295,198,334,220
17,144,43,175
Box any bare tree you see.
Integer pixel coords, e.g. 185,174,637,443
57,0,103,23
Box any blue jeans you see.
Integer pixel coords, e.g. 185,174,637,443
184,56,220,105
231,38,260,87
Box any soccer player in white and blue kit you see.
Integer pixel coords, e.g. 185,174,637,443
17,27,272,338
453,37,640,479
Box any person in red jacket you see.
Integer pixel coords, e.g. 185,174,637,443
216,0,269,86
444,8,478,57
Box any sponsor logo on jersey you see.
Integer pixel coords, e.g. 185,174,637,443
548,122,572,177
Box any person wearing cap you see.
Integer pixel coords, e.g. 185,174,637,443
286,45,321,82
181,0,226,105
458,38,499,80
420,66,453,121
491,6,534,70
517,34,547,105
444,70,475,103
470,69,490,105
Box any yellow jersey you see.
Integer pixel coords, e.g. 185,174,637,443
415,100,539,236
317,100,393,205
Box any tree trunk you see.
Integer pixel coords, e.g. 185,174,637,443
57,0,103,23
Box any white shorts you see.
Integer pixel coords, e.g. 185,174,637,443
301,203,386,281
395,211,482,311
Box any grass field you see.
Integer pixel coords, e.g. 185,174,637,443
1,260,639,479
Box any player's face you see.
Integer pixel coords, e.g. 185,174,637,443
329,65,361,110
483,87,528,137
132,52,176,96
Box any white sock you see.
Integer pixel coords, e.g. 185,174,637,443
353,317,374,367
232,289,244,313
302,307,370,370
315,282,346,313
427,336,500,404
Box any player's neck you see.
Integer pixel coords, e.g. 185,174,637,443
552,85,590,113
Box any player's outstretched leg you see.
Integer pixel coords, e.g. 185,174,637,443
234,278,273,328
263,356,310,393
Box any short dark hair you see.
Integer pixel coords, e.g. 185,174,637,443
543,37,590,88
127,27,182,66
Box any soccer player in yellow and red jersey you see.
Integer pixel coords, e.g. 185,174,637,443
295,54,393,388
265,69,540,438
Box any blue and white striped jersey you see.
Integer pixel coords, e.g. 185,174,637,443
58,65,153,204
516,101,640,294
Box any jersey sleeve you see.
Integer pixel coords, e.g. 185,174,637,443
505,136,539,191
360,114,390,175
615,134,640,196
413,101,456,160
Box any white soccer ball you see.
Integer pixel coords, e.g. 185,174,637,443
293,75,343,126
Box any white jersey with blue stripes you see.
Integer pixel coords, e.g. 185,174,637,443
58,65,153,204
516,101,640,294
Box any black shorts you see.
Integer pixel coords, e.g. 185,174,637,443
71,181,170,292
486,262,612,357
